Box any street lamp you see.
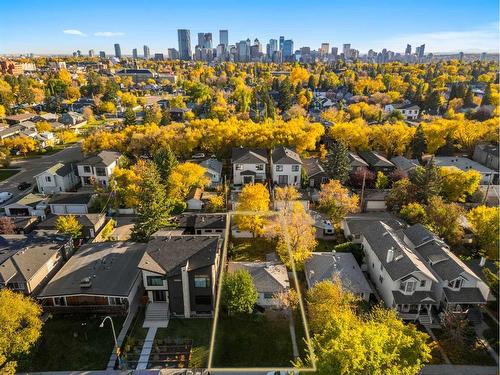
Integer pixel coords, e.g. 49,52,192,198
99,316,122,369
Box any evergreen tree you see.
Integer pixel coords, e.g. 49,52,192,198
325,141,351,183
160,107,171,126
153,145,178,184
277,77,292,112
481,83,493,106
410,124,427,160
424,89,441,114
463,86,475,108
409,161,442,204
124,107,136,125
131,162,172,242
143,107,155,124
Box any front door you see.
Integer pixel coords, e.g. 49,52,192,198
278,175,288,185
243,176,254,184
152,290,167,302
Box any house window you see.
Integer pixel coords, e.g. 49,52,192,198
448,278,463,289
194,276,210,288
380,263,383,271
54,297,66,306
83,165,91,173
292,165,299,172
263,292,274,299
109,297,125,305
9,282,25,290
146,276,163,287
96,167,106,177
378,276,384,284
235,164,243,171
195,295,211,305
256,164,264,171
45,176,52,182
420,280,426,287
275,165,283,172
321,176,328,183
215,229,223,233
401,280,416,293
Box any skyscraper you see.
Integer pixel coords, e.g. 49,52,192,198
143,45,150,59
219,30,228,48
283,39,294,60
114,43,121,58
236,40,250,62
88,49,94,57
320,43,330,55
279,36,285,51
405,44,412,55
331,47,338,58
132,48,138,59
343,43,351,60
99,51,106,58
203,33,213,49
178,29,192,60
197,33,204,48
418,44,425,58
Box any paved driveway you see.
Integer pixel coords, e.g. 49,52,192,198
0,143,83,207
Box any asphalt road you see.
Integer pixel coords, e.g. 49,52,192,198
0,143,83,206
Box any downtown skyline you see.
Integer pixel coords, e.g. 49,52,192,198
0,0,499,55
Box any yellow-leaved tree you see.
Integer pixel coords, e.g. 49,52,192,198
318,180,359,225
167,162,210,200
235,183,270,237
466,205,499,259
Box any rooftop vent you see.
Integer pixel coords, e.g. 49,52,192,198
80,277,92,288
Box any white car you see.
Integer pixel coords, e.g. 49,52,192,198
192,153,205,159
0,192,13,203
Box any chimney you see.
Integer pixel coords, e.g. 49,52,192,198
386,247,394,263
480,256,486,267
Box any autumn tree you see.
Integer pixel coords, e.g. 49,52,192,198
400,202,427,225
466,206,499,259
410,124,427,160
55,215,82,238
221,269,258,315
167,162,210,200
131,162,172,242
0,217,15,234
375,171,389,189
424,196,464,245
325,141,351,183
274,185,300,210
0,289,42,375
439,167,480,202
235,183,270,237
318,180,359,225
409,163,442,204
266,202,316,270
124,107,136,125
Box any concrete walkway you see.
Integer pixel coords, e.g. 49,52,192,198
136,326,158,370
420,365,499,375
106,303,139,370
474,323,499,366
424,326,451,364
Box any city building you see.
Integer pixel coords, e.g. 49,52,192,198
219,29,228,48
143,45,150,59
177,29,192,60
114,43,121,58
132,48,138,59
99,51,106,58
88,49,94,57
343,43,351,60
282,39,294,61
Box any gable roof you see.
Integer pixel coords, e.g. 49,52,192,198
200,158,222,174
37,213,105,230
358,151,395,168
305,252,372,295
176,213,227,230
139,235,220,277
271,146,302,165
78,151,121,167
348,152,369,168
228,261,289,293
35,163,75,178
38,241,145,298
390,156,419,172
49,193,94,206
232,147,268,164
302,157,326,178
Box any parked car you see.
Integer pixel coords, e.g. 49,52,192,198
18,182,32,190
192,153,205,159
0,192,13,203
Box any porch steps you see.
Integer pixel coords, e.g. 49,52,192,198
145,303,169,322
418,314,432,326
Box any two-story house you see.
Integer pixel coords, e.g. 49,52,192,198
138,235,222,323
34,163,78,194
358,151,396,174
232,147,268,185
0,230,73,296
77,151,121,187
200,158,223,187
384,103,420,120
270,146,302,186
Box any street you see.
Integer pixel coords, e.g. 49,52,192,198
0,143,83,206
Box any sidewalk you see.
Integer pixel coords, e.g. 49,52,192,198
106,303,139,370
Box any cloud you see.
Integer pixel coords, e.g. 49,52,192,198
371,23,499,53
63,29,87,36
94,31,125,37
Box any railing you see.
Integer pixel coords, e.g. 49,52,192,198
43,305,128,314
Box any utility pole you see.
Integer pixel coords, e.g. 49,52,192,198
482,173,493,205
360,170,367,213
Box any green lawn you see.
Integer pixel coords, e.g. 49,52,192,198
230,237,277,261
212,314,294,367
18,315,125,372
0,169,20,181
155,318,212,368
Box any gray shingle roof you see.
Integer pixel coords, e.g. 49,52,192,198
39,241,145,298
358,151,395,168
139,236,221,277
348,152,369,168
302,157,326,178
79,151,121,167
232,147,268,164
271,146,302,165
443,287,486,304
200,158,222,175
390,156,419,172
228,261,289,293
392,290,437,304
49,193,94,205
176,213,227,230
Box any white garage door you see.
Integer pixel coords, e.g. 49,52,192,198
366,201,386,211
65,205,88,214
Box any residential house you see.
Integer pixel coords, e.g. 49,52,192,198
348,152,369,173
433,156,498,185
4,193,49,218
343,217,490,324
38,241,145,314
473,143,499,176
174,213,227,236
60,111,86,127
305,252,373,301
384,103,420,120
34,163,78,194
77,150,121,187
0,125,24,140
361,190,389,212
200,158,223,187
36,213,106,239
227,261,290,308
49,193,95,215
5,113,38,125
0,230,73,295
358,151,395,173
232,147,268,185
138,235,222,320
271,146,302,186
302,157,328,188
168,108,191,122
390,156,419,174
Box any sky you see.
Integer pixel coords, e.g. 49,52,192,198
0,0,498,55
